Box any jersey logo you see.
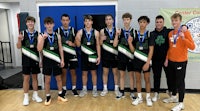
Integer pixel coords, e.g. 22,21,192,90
155,35,165,46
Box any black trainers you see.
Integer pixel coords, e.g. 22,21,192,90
72,88,79,97
62,89,67,96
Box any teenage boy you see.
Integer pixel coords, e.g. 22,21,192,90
37,17,67,106
55,14,79,96
113,13,136,100
75,15,101,97
99,14,119,96
131,16,154,107
17,16,42,106
163,13,195,111
151,15,172,102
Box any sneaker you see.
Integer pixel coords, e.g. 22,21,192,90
72,88,79,97
166,90,172,97
57,95,68,102
116,92,125,100
132,97,143,106
115,90,120,96
44,96,51,106
146,97,153,107
32,95,42,103
163,96,178,103
62,89,67,95
79,89,87,97
23,97,29,106
100,90,108,96
130,93,137,100
92,89,98,97
171,103,184,111
152,92,159,102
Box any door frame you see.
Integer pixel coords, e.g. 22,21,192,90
36,1,118,32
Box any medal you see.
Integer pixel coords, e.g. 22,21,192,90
137,30,147,50
172,27,181,47
47,32,55,50
106,27,114,43
30,44,34,48
123,28,131,44
84,28,93,45
173,44,176,47
50,47,54,50
110,40,114,43
61,26,71,41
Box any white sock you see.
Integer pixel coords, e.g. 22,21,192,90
179,102,183,105
172,95,177,98
115,85,119,91
83,86,87,90
62,86,67,90
24,93,29,98
146,93,150,99
93,85,97,90
72,86,76,90
46,94,51,96
103,84,107,91
58,91,62,94
137,93,142,98
33,91,38,96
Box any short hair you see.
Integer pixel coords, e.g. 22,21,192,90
44,17,54,24
105,14,113,19
156,15,164,21
61,14,70,20
25,16,36,23
122,13,132,19
171,13,182,21
84,15,93,21
138,16,150,23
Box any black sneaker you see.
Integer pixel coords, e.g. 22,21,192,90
116,92,125,100
72,88,79,97
62,89,67,95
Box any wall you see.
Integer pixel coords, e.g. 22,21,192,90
0,9,9,41
0,0,199,89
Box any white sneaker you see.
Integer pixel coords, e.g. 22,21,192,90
79,89,87,97
100,90,108,96
171,103,184,111
132,97,143,106
146,97,153,107
32,95,42,103
152,92,160,102
130,93,136,100
163,96,178,103
115,90,120,96
23,97,29,106
92,89,98,97
166,90,172,97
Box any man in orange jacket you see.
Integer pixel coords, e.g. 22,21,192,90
163,13,195,111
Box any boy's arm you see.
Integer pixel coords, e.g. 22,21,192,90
16,32,24,49
128,35,135,53
37,33,47,52
99,29,106,45
95,30,101,65
75,29,82,47
58,34,65,68
113,28,120,47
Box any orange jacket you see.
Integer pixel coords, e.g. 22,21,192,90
166,30,195,62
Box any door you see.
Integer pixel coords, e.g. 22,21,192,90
39,5,116,90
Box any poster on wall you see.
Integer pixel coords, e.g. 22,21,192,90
160,8,200,62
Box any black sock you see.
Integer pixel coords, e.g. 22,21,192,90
58,93,65,98
130,89,134,93
46,96,51,102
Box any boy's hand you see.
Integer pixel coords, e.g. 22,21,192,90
101,35,107,41
67,41,73,46
128,35,133,44
60,60,65,68
42,32,48,39
142,62,149,71
96,57,100,65
18,32,24,41
181,25,188,32
164,59,168,67
179,31,185,40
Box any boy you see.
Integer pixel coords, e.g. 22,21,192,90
131,16,154,106
99,14,119,96
75,15,101,97
37,17,67,105
16,16,42,106
163,13,195,111
113,13,136,100
55,14,79,96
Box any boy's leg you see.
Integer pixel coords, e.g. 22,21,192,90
79,71,88,97
70,69,79,96
119,70,125,96
101,67,109,96
128,71,136,100
55,74,68,102
152,61,162,93
61,68,67,94
91,70,98,97
144,72,153,106
132,72,143,105
23,74,30,106
32,74,42,103
112,67,119,95
44,75,51,105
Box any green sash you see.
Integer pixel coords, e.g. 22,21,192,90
42,49,61,63
102,42,118,55
22,46,39,62
118,44,134,59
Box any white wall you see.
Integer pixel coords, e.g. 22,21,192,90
0,9,9,41
1,0,199,89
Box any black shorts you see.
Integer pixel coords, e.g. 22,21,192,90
117,60,134,72
64,60,78,69
22,66,40,75
42,66,62,76
102,59,118,68
132,58,151,73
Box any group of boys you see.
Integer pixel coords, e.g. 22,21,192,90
17,12,195,111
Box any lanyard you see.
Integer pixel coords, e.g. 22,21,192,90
173,27,181,45
137,30,147,46
26,29,36,44
84,28,93,42
123,28,132,41
46,32,55,47
61,26,71,39
106,27,114,39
